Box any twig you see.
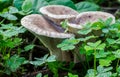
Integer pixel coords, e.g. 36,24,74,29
22,69,50,77
114,9,120,16
101,7,120,10
29,37,37,61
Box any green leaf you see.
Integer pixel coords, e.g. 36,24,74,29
116,38,120,44
9,6,19,14
87,40,101,48
5,55,25,75
113,50,120,58
79,45,86,54
3,54,10,60
97,71,112,77
24,44,35,51
0,12,9,19
95,51,110,58
57,37,80,51
60,20,68,29
117,66,120,73
96,66,112,77
30,54,55,66
97,66,113,73
0,12,17,20
48,0,76,9
61,45,75,51
85,66,113,77
44,75,48,77
105,17,113,26
91,21,104,30
46,55,56,62
68,73,78,77
32,0,76,13
102,28,109,33
85,69,95,77
99,59,111,66
96,43,106,50
36,73,42,77
7,14,18,20
78,29,92,35
1,24,26,38
0,34,3,40
22,0,33,12
106,55,116,61
106,38,116,45
84,45,93,51
64,37,80,45
29,60,45,66
32,0,48,13
78,35,96,42
13,0,24,10
12,38,22,47
0,0,12,11
57,43,68,48
29,55,47,66
0,38,22,48
75,1,100,12
47,62,60,77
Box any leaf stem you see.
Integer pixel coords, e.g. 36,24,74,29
0,19,5,25
94,49,96,77
29,37,37,61
116,58,120,77
116,58,120,70
86,54,90,69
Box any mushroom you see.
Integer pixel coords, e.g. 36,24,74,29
67,11,115,33
21,14,74,61
39,5,79,25
67,11,115,63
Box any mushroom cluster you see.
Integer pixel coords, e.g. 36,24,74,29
21,5,115,63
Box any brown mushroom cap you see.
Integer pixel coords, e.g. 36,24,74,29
21,14,74,38
67,11,115,32
40,5,79,19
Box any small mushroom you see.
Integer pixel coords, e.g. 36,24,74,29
40,5,79,24
21,14,74,61
67,11,115,33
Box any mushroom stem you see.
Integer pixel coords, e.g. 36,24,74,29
35,34,71,61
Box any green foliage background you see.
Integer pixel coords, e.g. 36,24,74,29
0,0,120,77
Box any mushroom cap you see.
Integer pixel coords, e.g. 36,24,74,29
39,5,79,19
67,11,115,30
21,14,74,38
